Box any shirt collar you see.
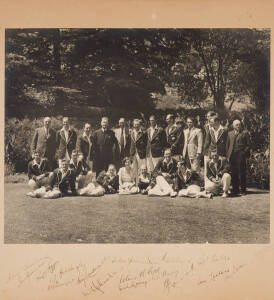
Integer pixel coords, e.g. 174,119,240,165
83,132,91,138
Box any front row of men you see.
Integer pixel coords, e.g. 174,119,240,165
27,147,231,199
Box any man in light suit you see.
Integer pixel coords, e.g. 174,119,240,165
146,115,167,173
182,117,203,172
31,117,57,171
130,118,148,176
114,118,131,168
56,117,77,161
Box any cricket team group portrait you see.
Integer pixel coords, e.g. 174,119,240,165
4,28,270,243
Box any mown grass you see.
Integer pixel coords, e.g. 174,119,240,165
4,183,269,244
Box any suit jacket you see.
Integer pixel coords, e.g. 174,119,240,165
167,125,185,156
146,126,167,158
204,126,228,157
166,124,177,144
226,130,251,160
93,128,118,163
130,129,148,159
31,127,56,160
174,168,201,191
56,128,77,159
114,127,131,157
206,157,230,181
68,159,90,177
28,158,50,180
51,168,76,194
76,133,95,161
182,127,203,159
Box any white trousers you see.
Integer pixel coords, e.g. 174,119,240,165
178,184,211,198
132,153,146,177
148,176,174,196
205,173,231,194
146,151,162,173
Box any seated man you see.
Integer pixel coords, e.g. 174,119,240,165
205,150,231,197
147,148,178,197
69,150,93,189
138,164,151,194
97,164,119,194
44,159,77,198
27,151,53,197
175,159,212,198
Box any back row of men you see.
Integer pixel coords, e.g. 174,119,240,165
31,111,251,196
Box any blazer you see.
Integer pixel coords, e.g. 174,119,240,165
114,127,131,157
182,127,203,159
51,168,76,194
28,158,50,180
146,126,167,158
226,130,251,160
56,128,77,159
76,133,95,161
93,128,118,161
206,157,230,181
130,129,148,159
31,127,56,160
166,124,177,144
174,168,201,191
167,125,185,156
68,159,90,177
204,126,228,157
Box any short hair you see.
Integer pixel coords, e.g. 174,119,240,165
122,156,132,165
164,148,172,154
44,117,51,122
210,115,221,123
63,117,69,122
84,123,91,128
101,117,109,122
186,116,194,122
71,149,78,156
149,115,156,120
133,118,141,125
119,118,125,123
233,119,241,127
166,114,174,120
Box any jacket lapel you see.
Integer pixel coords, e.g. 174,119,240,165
209,128,216,143
216,128,224,142
188,128,196,142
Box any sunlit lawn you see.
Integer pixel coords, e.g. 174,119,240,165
4,183,269,244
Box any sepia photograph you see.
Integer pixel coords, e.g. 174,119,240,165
4,28,270,244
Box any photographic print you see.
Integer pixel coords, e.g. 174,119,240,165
4,28,270,244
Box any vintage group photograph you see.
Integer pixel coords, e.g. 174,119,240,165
4,28,270,244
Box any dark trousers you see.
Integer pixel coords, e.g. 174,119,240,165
230,151,247,193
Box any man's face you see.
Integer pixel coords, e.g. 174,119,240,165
234,121,241,131
166,115,173,125
186,119,193,129
133,121,140,130
101,119,108,129
149,117,156,127
124,159,131,167
108,166,116,176
164,150,171,162
84,124,91,134
141,166,147,175
119,120,125,128
44,118,51,128
207,113,213,121
71,153,77,162
60,161,68,171
63,119,69,129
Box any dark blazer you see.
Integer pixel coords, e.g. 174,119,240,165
68,159,90,177
204,126,228,157
226,130,251,160
168,126,185,156
146,126,167,158
56,128,77,159
31,127,56,160
130,129,148,159
166,124,177,144
76,133,95,161
97,170,119,193
206,157,230,181
174,168,201,191
28,158,50,180
114,127,131,158
51,168,76,194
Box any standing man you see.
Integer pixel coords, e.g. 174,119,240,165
146,115,167,173
226,119,251,196
76,123,95,171
93,117,119,175
165,114,177,146
182,117,203,172
31,117,57,171
56,117,77,161
168,117,185,160
130,118,148,176
114,117,131,168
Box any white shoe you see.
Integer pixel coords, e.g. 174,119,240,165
222,192,228,198
170,191,177,198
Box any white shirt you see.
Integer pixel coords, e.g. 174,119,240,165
212,125,223,141
149,126,157,140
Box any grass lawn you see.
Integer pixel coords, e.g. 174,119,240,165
4,183,269,244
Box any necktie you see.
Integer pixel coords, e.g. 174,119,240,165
120,128,125,155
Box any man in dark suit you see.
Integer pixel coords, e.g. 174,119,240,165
31,117,57,170
56,117,77,161
165,114,177,145
130,118,148,175
93,117,119,175
146,115,168,172
168,117,185,160
76,123,95,171
114,117,131,168
226,119,251,196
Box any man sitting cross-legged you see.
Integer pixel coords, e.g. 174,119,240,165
147,148,178,197
175,159,212,199
43,159,77,199
69,150,93,190
137,164,151,194
97,164,119,194
27,151,53,198
205,150,231,198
